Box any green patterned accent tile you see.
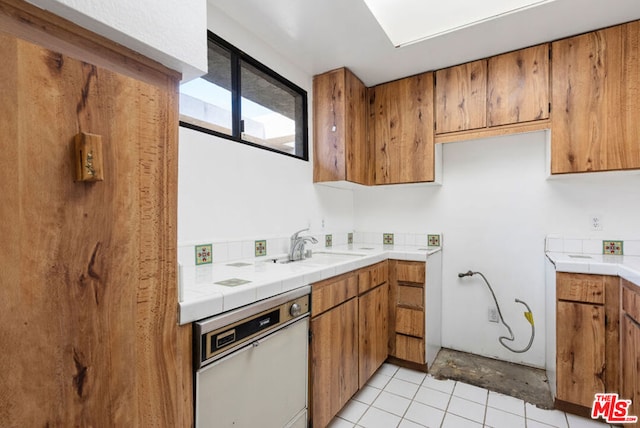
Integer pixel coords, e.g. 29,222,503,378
195,244,212,265
255,240,267,257
348,232,353,245
325,234,333,248
383,233,394,245
603,240,623,255
428,234,441,247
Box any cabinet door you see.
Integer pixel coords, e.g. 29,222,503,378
621,315,639,423
313,68,369,183
370,72,434,184
311,299,358,428
556,301,605,407
487,44,549,127
435,59,487,133
551,21,640,173
359,283,389,388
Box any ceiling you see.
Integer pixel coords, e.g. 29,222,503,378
208,0,640,87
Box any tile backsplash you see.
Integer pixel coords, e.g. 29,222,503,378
546,235,640,256
179,230,443,266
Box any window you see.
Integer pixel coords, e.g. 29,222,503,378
179,32,309,160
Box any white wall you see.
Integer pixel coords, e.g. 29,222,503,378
353,131,640,368
26,0,207,80
178,127,354,242
177,4,355,244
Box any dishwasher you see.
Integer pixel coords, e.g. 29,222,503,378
193,286,310,428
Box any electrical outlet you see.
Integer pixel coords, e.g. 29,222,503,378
591,214,603,231
488,307,499,323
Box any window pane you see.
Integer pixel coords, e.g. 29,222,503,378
179,40,233,135
240,60,304,156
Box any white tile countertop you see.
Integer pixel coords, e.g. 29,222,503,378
546,252,640,286
179,244,441,325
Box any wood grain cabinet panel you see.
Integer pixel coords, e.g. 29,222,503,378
555,273,619,410
435,60,487,134
370,72,435,184
556,301,606,407
313,67,371,184
358,283,389,388
551,21,640,173
396,307,424,337
311,298,359,428
621,280,640,428
311,271,357,316
395,335,425,364
487,44,549,127
388,260,427,365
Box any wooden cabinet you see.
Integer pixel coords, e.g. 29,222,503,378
435,59,487,134
0,2,190,427
436,44,550,136
551,21,640,174
621,279,640,428
359,280,389,388
487,44,550,127
556,273,619,409
311,297,359,428
310,262,389,426
389,260,426,365
310,272,359,428
369,72,435,184
313,67,371,184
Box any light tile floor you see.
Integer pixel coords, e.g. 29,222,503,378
327,363,613,428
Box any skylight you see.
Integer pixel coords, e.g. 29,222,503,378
362,0,556,47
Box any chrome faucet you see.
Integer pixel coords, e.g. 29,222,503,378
288,228,318,261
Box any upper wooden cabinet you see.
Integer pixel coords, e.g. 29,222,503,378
551,21,640,174
487,44,550,127
313,67,371,184
369,72,435,184
435,44,550,135
435,59,487,134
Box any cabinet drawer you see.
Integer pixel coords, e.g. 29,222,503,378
358,261,388,294
395,334,425,364
397,285,423,309
396,307,424,337
395,261,425,283
312,272,357,316
622,280,640,324
556,273,605,304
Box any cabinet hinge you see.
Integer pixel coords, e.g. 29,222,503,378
549,46,552,60
308,329,312,344
548,103,551,113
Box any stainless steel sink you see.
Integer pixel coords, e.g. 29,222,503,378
267,251,366,265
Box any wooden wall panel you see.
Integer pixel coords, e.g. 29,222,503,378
0,2,190,426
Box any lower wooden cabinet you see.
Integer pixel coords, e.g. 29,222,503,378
311,297,358,428
310,261,389,427
389,260,426,365
359,282,389,388
621,280,640,428
555,273,619,409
